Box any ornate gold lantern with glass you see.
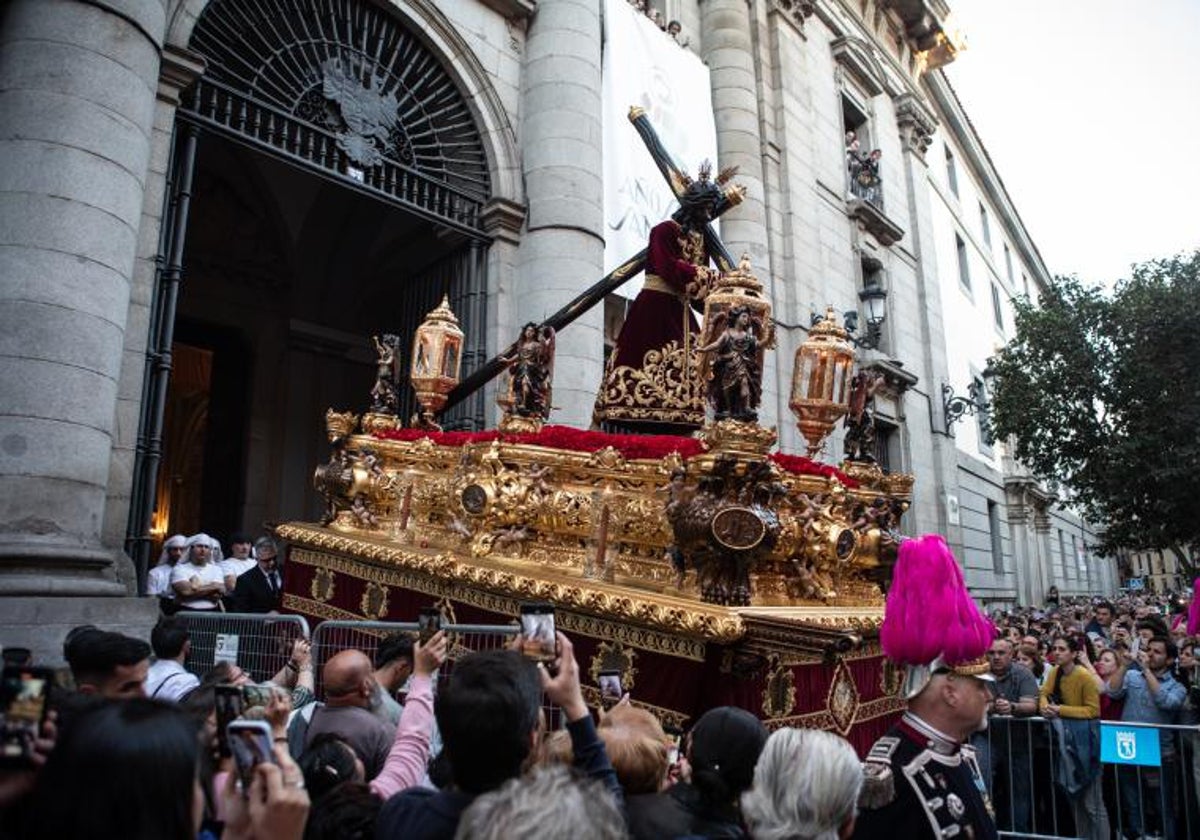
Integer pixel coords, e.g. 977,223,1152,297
409,295,464,430
789,307,856,456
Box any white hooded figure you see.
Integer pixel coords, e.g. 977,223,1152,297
170,533,227,610
147,534,187,598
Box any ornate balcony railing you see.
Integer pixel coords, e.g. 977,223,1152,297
180,77,487,240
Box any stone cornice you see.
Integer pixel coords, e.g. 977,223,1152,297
831,36,889,97
768,0,816,35
478,0,536,19
894,92,938,159
847,198,905,247
480,197,526,246
157,45,206,106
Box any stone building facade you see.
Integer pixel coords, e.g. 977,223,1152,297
0,0,1114,653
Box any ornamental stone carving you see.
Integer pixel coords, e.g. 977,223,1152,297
894,93,938,159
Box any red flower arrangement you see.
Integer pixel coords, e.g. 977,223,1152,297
373,425,857,485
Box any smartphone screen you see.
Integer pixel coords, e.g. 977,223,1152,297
598,670,623,703
215,684,245,758
519,603,557,661
227,720,276,794
241,684,274,710
418,608,442,644
0,665,52,769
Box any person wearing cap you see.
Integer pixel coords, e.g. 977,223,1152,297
170,533,226,610
854,535,998,840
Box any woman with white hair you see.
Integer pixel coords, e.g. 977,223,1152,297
147,534,187,605
170,533,227,610
741,728,862,840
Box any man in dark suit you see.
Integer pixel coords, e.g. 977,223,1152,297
231,537,282,613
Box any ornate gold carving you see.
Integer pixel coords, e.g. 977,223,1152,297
301,400,911,619
361,412,400,434
325,409,359,443
360,581,390,620
761,694,904,733
881,659,904,697
597,340,706,426
283,538,714,659
827,659,860,734
588,642,638,694
311,567,336,602
761,655,797,719
699,419,778,457
497,413,543,435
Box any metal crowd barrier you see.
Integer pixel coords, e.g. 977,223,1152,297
173,612,570,725
305,619,579,726
979,714,1200,840
175,610,311,683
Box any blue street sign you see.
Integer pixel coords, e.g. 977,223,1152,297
1100,723,1161,767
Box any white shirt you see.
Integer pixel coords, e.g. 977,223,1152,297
170,560,226,609
147,564,175,598
145,659,199,702
220,556,257,581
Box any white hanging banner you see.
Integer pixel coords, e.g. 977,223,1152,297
602,0,718,297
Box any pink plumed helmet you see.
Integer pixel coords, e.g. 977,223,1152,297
880,534,996,698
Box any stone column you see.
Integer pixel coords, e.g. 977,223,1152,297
700,0,769,265
700,0,777,428
0,0,166,594
892,94,961,544
514,0,604,428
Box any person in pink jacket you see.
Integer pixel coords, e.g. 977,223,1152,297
370,631,448,799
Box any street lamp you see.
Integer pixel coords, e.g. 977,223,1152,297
942,360,997,429
843,278,888,350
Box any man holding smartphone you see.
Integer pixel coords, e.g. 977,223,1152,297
376,631,622,839
1108,636,1186,839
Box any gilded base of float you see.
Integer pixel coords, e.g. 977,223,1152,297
279,523,904,746
298,416,913,743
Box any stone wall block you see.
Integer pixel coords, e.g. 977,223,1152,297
0,41,156,143
0,245,130,325
0,301,123,372
0,193,136,282
0,414,114,491
0,356,119,434
0,139,147,232
0,90,151,182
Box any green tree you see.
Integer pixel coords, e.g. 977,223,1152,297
988,251,1200,574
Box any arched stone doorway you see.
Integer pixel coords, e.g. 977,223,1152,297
127,0,502,572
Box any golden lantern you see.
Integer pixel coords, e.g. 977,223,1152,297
697,252,776,393
409,295,464,430
789,307,856,456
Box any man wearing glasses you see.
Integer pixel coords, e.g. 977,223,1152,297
231,537,284,614
977,638,1039,833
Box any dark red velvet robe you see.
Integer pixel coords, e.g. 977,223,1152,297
593,220,709,434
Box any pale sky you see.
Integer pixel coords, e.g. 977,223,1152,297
944,0,1200,288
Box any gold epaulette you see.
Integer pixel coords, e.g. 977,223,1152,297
859,760,895,809
859,735,899,809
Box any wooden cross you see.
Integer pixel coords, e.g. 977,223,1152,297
445,108,742,412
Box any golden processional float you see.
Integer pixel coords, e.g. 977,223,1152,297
278,110,914,750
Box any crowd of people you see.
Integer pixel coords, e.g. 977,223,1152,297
625,0,689,47
3,581,1199,839
148,533,285,615
977,591,1200,839
0,617,866,840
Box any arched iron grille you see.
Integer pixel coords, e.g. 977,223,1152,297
185,0,491,235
